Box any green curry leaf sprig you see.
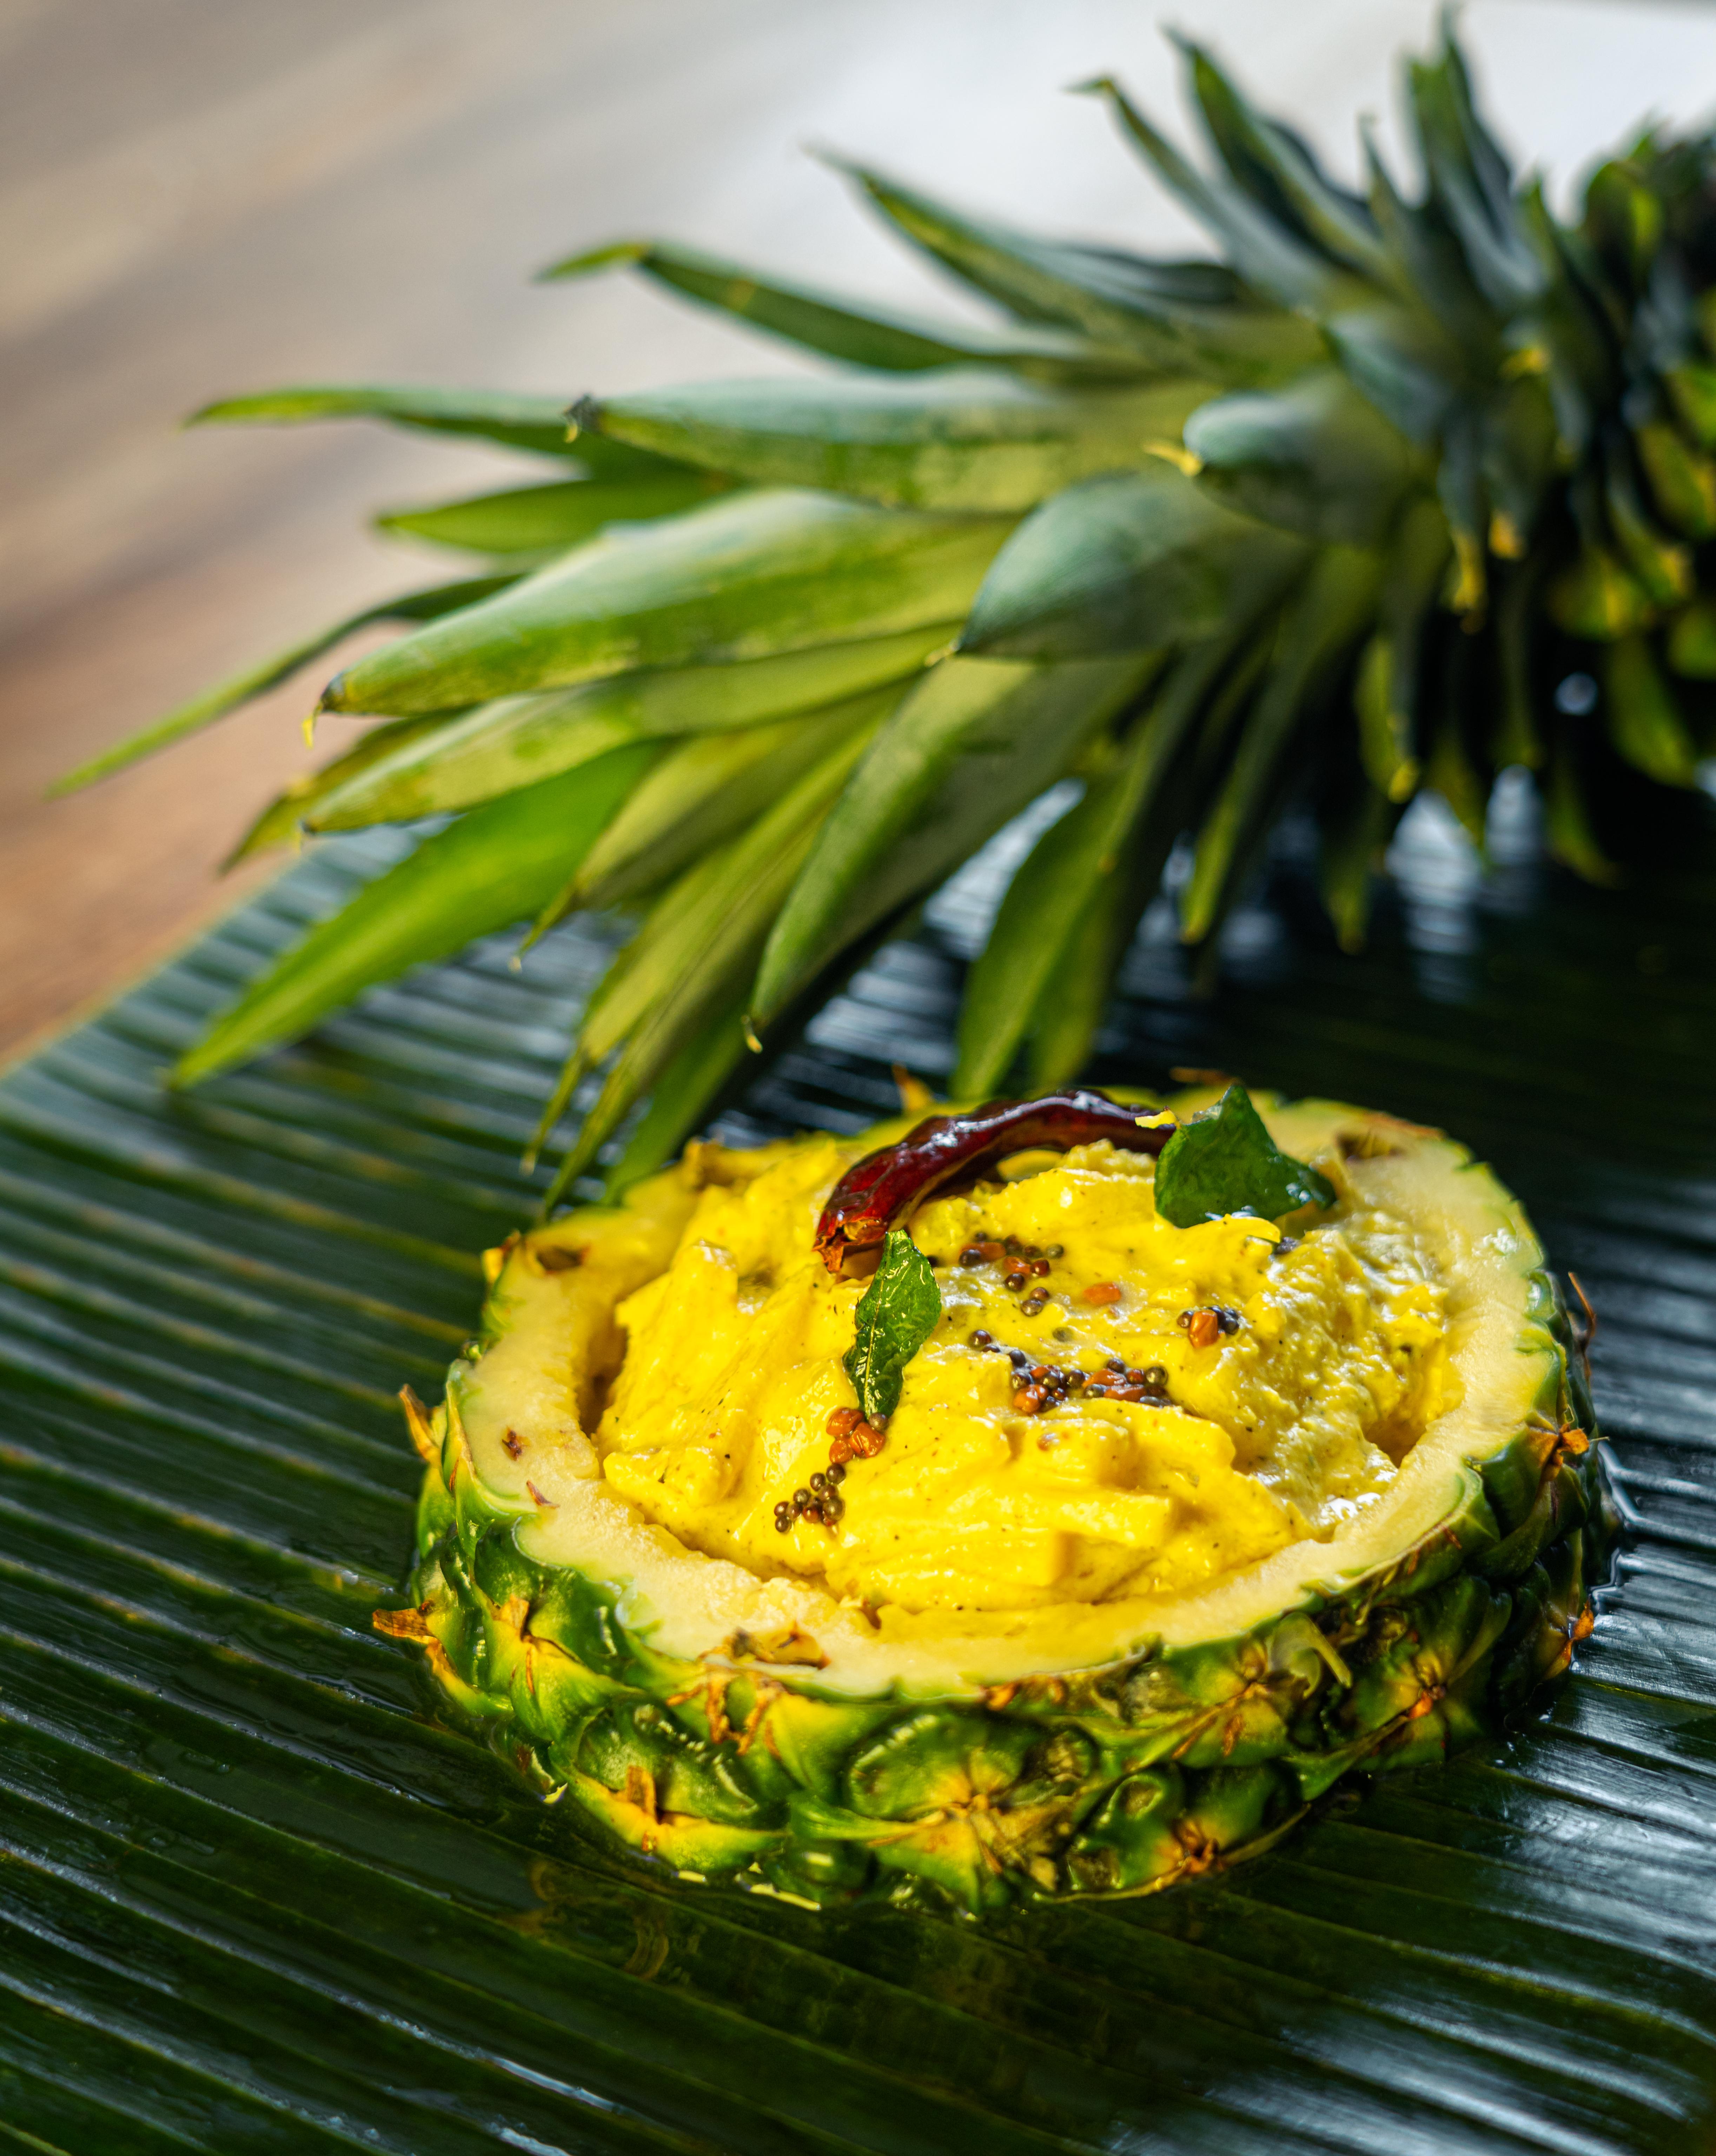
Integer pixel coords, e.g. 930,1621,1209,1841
843,1228,942,1424
1154,1084,1334,1228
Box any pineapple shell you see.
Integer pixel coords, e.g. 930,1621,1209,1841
379,1092,1610,1914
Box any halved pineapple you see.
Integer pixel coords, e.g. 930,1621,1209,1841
381,1088,1608,1911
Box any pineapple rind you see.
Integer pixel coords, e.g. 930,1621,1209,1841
386,1107,1610,1914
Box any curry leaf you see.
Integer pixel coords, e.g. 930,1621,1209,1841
842,1229,941,1424
1153,1083,1333,1226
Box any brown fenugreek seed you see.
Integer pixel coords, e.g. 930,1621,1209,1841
1013,1385,1045,1415
1181,1308,1221,1349
827,1406,862,1439
979,1241,1005,1262
1082,1282,1124,1306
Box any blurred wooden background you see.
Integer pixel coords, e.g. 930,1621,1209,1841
5,0,1716,1061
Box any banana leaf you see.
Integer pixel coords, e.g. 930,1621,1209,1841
0,822,1712,2153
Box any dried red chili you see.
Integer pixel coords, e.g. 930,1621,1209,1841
814,1088,1176,1276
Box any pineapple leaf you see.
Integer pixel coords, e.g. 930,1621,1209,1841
228,715,456,864
1543,742,1624,885
190,384,584,461
311,628,946,829
1185,369,1419,545
543,238,1141,382
750,653,1156,1029
1173,39,1405,295
560,688,904,915
954,650,1224,1096
1603,636,1700,786
1356,496,1449,799
49,576,516,796
598,994,755,1200
319,490,1008,716
1406,46,1542,316
173,744,658,1088
376,473,737,557
308,702,647,831
1078,74,1339,315
1319,298,1459,445
960,466,1305,660
1181,544,1380,941
191,385,704,480
574,372,1212,514
1018,859,1134,1093
953,785,1098,1099
831,157,1321,384
542,724,881,1197
1318,767,1402,953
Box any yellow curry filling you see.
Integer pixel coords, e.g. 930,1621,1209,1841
596,1135,1452,1616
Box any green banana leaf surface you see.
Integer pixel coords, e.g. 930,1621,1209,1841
0,797,1711,2155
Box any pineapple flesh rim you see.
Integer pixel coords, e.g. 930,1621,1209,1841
445,1092,1555,1696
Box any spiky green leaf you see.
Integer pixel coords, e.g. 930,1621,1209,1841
545,239,1141,382
574,372,1211,513
50,577,515,795
542,724,881,1195
836,158,1321,384
751,653,1156,1028
959,466,1306,660
228,715,457,864
376,473,735,557
310,625,946,827
1181,544,1380,941
560,687,903,915
1185,369,1419,545
174,744,657,1087
321,490,1006,716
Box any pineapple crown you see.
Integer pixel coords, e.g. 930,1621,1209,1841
62,18,1716,1200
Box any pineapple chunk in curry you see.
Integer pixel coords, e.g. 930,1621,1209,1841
596,1135,1451,1616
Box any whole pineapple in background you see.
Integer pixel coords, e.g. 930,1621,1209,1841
64,21,1716,1202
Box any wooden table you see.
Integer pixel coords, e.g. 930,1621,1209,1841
4,0,1710,1063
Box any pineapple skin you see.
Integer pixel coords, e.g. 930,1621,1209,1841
379,1122,1612,1915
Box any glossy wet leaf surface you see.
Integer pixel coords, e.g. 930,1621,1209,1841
0,803,1712,2151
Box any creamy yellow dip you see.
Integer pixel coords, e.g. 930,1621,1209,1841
596,1133,1451,1616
